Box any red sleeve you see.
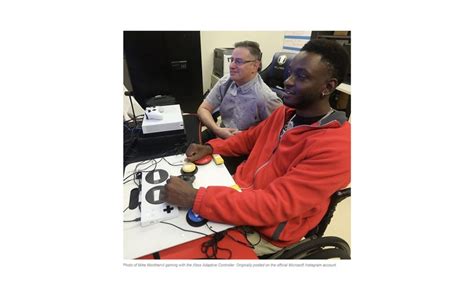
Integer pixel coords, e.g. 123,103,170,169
192,142,350,226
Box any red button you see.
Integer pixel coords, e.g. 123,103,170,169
194,155,212,165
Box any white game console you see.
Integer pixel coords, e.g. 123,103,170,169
142,104,184,134
139,169,179,227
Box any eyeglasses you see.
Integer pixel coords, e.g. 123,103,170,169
228,57,257,66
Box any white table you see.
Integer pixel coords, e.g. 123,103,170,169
123,154,236,259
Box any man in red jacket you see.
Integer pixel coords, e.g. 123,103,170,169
163,39,350,256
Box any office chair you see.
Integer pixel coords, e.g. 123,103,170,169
262,187,351,259
259,52,296,99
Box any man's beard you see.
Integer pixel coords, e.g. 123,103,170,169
283,94,317,109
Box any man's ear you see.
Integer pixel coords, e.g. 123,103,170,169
323,78,338,96
254,60,262,72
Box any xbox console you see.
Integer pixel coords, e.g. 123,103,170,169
142,104,184,134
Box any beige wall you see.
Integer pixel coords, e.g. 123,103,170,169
200,31,285,93
325,197,351,247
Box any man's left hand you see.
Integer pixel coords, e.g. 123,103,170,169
162,176,198,209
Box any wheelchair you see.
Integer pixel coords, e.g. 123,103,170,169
261,187,351,259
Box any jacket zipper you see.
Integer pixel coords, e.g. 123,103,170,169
240,115,290,190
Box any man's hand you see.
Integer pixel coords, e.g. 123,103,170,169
185,143,213,162
214,127,239,139
162,176,198,209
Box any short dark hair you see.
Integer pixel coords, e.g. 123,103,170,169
301,39,349,85
234,40,262,61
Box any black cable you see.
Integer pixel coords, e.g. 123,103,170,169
123,123,134,131
133,174,141,188
124,118,143,124
228,227,258,249
134,159,160,185
162,156,184,166
123,170,139,182
130,158,161,187
123,178,138,185
123,159,152,181
205,223,218,234
132,159,156,174
157,221,235,258
159,221,208,236
206,224,257,248
123,122,141,141
123,206,129,213
204,224,256,258
201,232,232,259
202,225,231,258
124,217,140,223
237,227,261,248
142,158,162,171
125,153,186,183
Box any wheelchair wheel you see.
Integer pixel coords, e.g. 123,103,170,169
269,236,351,259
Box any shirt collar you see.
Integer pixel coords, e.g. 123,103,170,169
283,107,347,127
231,74,259,94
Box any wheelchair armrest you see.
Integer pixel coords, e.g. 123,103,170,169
305,187,351,238
332,187,351,204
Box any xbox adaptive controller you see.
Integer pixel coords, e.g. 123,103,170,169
145,106,165,120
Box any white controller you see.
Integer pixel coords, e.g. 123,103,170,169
145,106,165,120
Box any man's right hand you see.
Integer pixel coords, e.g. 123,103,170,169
214,127,239,139
185,143,213,162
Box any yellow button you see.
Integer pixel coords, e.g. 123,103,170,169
230,184,241,191
182,162,196,173
212,154,224,165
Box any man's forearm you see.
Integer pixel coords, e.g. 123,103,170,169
197,108,220,132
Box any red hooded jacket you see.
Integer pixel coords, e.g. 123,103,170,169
192,106,350,247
